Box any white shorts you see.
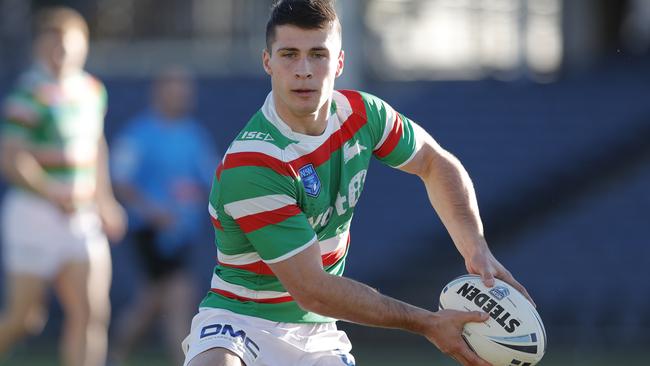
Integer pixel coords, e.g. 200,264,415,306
1,189,109,279
182,308,356,366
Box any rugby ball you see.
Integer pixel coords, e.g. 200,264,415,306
439,274,546,366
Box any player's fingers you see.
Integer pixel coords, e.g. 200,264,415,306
480,270,495,288
500,273,536,307
457,345,492,366
513,280,536,308
459,311,489,324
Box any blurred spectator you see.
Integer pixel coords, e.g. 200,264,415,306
0,6,126,366
108,66,219,366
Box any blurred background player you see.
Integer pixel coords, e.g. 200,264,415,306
0,6,125,366
109,66,219,366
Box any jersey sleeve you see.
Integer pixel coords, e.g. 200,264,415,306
217,162,317,263
361,91,420,168
1,90,42,141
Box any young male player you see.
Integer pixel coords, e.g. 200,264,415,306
183,1,533,365
0,6,125,366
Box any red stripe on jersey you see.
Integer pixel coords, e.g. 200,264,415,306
219,234,349,275
218,260,275,275
215,163,224,181
223,152,295,177
210,216,223,231
339,90,366,114
210,288,294,304
374,113,403,159
322,233,350,267
289,90,368,170
235,204,301,233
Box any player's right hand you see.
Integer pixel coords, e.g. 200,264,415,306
424,309,492,366
43,181,93,213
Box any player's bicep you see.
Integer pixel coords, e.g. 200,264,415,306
397,122,444,177
2,94,41,139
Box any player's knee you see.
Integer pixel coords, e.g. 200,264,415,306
0,312,43,340
64,301,91,326
88,301,111,327
187,347,245,366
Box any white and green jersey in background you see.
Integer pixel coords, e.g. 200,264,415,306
1,66,107,196
202,90,421,323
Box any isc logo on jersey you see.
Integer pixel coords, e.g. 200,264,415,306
307,169,367,230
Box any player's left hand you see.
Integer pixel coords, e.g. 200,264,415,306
99,199,127,243
464,245,535,307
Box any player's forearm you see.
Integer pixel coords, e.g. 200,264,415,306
95,136,118,206
0,143,50,196
296,273,434,334
421,148,487,257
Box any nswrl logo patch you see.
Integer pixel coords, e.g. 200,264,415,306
489,285,510,300
299,164,321,197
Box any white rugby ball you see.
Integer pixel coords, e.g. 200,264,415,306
439,274,546,366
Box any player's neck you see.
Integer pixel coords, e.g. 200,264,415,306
275,99,331,137
38,61,79,83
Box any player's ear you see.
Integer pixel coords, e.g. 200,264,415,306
262,49,272,76
335,49,345,78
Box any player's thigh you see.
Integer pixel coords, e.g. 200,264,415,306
187,347,245,366
84,237,112,317
57,222,111,320
54,261,92,318
1,272,48,329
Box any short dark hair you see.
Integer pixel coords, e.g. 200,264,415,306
33,6,89,39
265,0,340,52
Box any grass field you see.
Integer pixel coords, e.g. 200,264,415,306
2,343,647,366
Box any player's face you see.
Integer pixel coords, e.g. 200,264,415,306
263,23,344,122
155,77,195,118
36,27,88,76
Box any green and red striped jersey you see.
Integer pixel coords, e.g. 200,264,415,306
1,66,107,193
201,90,420,323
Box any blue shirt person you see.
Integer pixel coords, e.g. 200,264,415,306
108,66,219,366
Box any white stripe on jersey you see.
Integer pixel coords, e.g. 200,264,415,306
319,230,349,253
227,139,285,160
223,194,295,219
332,90,353,124
374,107,398,151
217,250,261,265
217,230,349,266
208,202,218,220
211,273,290,299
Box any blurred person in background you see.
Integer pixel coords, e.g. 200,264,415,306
108,66,219,366
182,1,533,366
0,6,126,366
